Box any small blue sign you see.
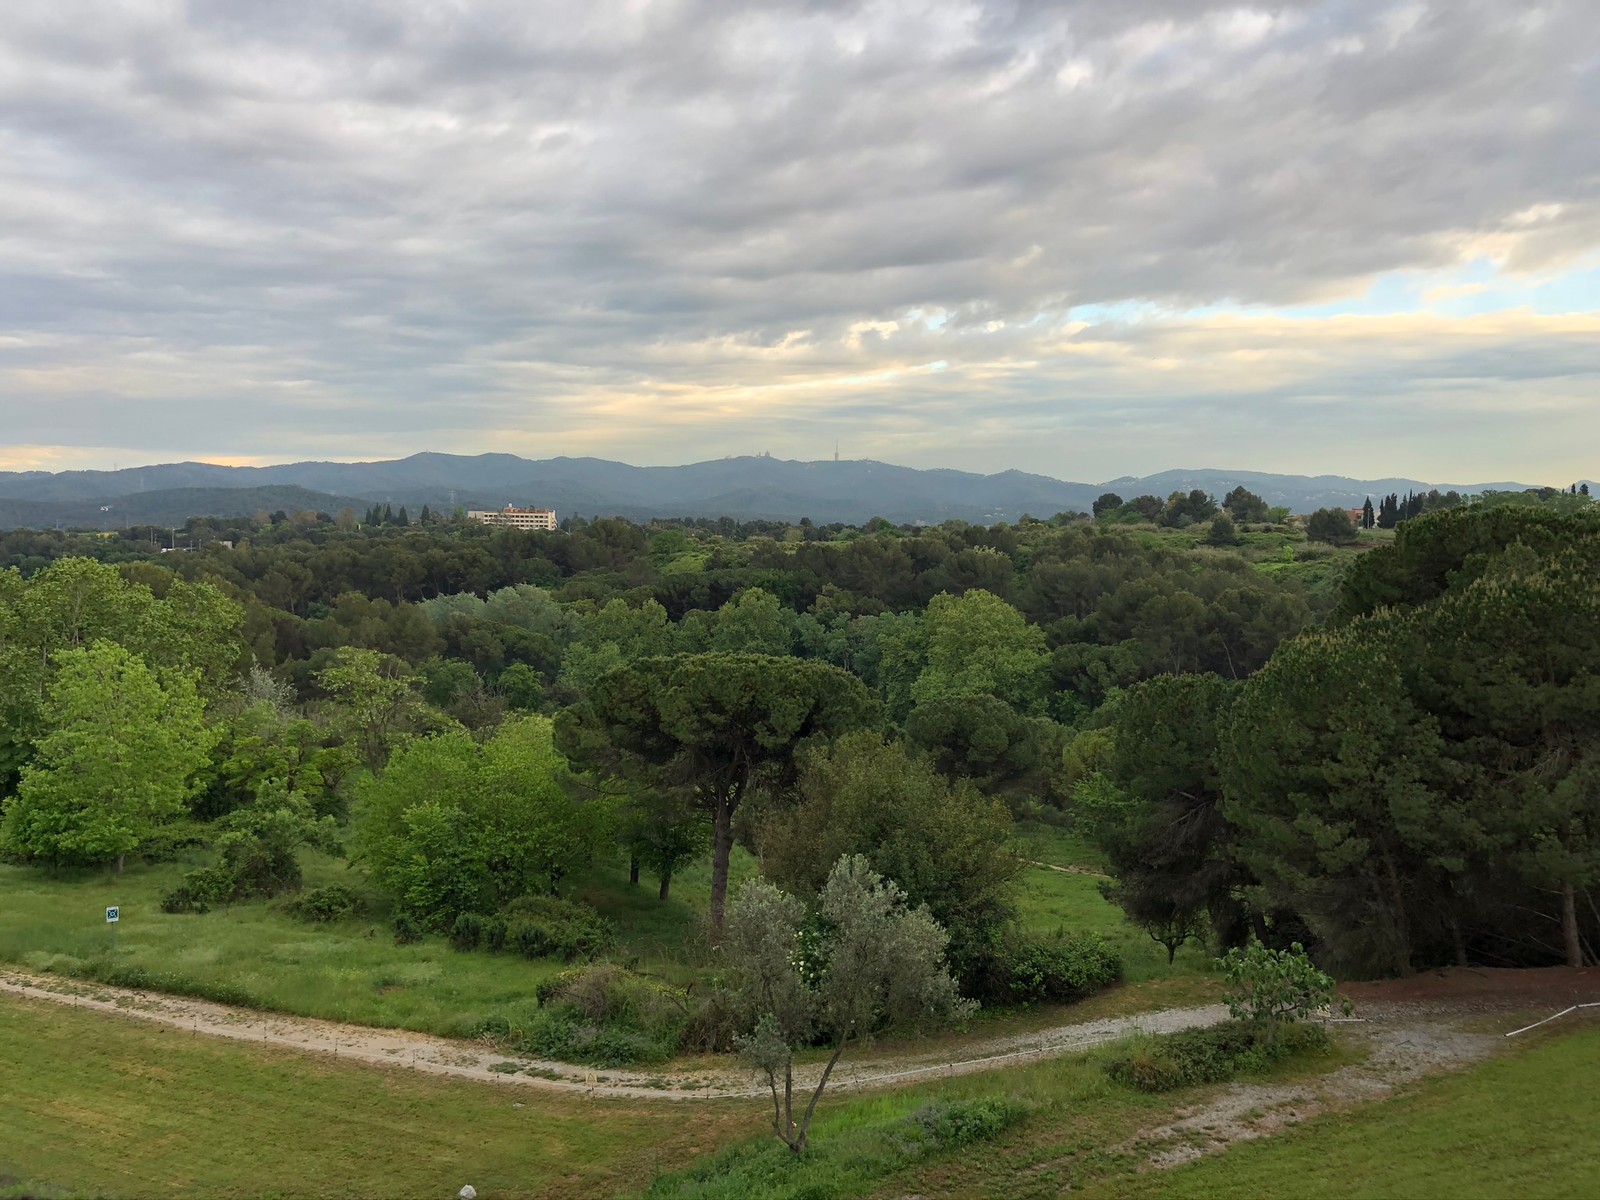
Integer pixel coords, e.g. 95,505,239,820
106,906,120,923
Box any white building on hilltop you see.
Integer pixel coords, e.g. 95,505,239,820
467,505,559,530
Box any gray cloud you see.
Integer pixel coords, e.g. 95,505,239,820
1,0,1598,480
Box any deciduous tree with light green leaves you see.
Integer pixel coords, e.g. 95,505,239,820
1,640,215,871
355,715,598,927
911,589,1048,714
0,557,242,791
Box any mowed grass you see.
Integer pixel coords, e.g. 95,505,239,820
850,1025,1594,1200
0,993,752,1200
0,847,758,1037
648,1018,1359,1199
1085,1021,1600,1200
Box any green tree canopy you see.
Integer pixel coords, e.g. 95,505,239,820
1305,507,1357,545
911,589,1048,714
757,731,1019,989
355,715,596,927
555,652,876,932
1,640,215,870
1080,673,1247,955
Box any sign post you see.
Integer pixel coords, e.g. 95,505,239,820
106,905,119,958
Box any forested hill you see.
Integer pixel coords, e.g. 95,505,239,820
0,485,366,532
0,452,1547,528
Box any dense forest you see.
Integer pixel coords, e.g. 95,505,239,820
1,483,1595,1023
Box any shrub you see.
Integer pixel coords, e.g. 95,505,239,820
1104,1019,1330,1093
680,984,744,1054
160,866,238,914
1219,939,1345,1028
138,820,212,863
283,884,363,924
450,911,486,951
393,912,423,945
511,920,549,959
972,929,1122,1005
499,895,614,962
511,963,694,1066
905,1097,1029,1150
484,915,509,952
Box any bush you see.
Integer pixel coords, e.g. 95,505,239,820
393,913,423,945
1104,1019,1330,1093
499,895,614,962
138,820,212,863
484,915,509,952
160,866,238,914
679,984,744,1054
283,884,363,924
905,1097,1029,1150
970,929,1122,1005
1220,939,1344,1027
511,963,695,1066
450,911,486,951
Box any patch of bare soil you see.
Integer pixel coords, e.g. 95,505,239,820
1129,1014,1508,1171
1342,965,1600,1017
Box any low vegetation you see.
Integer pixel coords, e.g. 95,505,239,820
0,994,751,1200
2,492,1597,1194
1096,1024,1600,1200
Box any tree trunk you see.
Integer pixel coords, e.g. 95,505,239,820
658,870,672,902
1562,883,1583,969
628,856,640,887
794,1040,849,1152
1450,917,1468,969
783,1059,796,1150
1379,845,1413,976
116,852,125,874
708,800,734,937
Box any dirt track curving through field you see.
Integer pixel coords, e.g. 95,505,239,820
4,966,1596,1104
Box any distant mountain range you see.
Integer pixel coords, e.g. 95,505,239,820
0,453,1550,529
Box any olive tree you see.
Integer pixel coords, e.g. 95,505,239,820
726,855,972,1153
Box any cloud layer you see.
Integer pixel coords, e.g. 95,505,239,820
2,1,1598,481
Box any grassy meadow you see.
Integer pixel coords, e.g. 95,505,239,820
0,820,1204,1041
0,847,759,1037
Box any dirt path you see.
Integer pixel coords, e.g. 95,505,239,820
6,966,1593,1111
0,968,1226,1101
1020,858,1110,878
1132,1019,1503,1171
1111,965,1600,1173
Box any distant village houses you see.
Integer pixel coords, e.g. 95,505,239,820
467,505,559,531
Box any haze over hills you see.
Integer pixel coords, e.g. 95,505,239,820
0,454,1550,530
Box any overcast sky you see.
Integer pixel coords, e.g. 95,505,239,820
3,1,1598,484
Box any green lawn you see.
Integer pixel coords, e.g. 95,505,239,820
1010,823,1212,984
16,964,1586,1200
649,1017,1358,1199
1086,1023,1600,1200
0,993,752,1199
0,847,757,1038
